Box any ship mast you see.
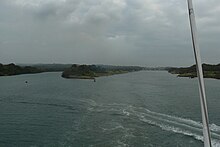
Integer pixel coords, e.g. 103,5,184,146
187,0,212,146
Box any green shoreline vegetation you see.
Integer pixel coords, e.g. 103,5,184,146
3,63,220,80
168,63,220,79
0,63,144,79
0,63,42,76
61,64,144,79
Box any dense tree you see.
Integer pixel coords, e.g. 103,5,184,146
0,63,42,76
62,64,144,79
168,64,220,79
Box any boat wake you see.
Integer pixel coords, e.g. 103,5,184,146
127,106,220,147
86,101,220,147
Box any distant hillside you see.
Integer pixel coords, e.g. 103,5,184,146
144,67,170,71
62,64,144,79
168,63,220,79
0,63,42,76
19,64,72,72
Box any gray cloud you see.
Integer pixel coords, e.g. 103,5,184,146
0,0,220,66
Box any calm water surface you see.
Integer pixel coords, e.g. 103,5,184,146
0,71,220,147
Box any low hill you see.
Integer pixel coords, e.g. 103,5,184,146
62,64,144,79
168,63,220,79
0,63,42,76
19,64,72,72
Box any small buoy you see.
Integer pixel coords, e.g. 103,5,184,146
25,81,28,83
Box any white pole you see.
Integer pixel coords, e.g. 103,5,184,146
187,0,212,146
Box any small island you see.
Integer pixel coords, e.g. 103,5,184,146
168,63,220,79
0,63,42,76
62,64,144,79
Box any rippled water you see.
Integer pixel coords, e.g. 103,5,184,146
0,71,220,147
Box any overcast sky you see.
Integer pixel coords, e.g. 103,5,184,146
0,0,220,66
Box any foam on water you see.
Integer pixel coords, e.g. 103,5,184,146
140,117,220,147
129,105,220,146
102,125,125,132
211,124,220,132
86,101,220,146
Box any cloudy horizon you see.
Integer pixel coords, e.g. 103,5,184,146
0,0,220,67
